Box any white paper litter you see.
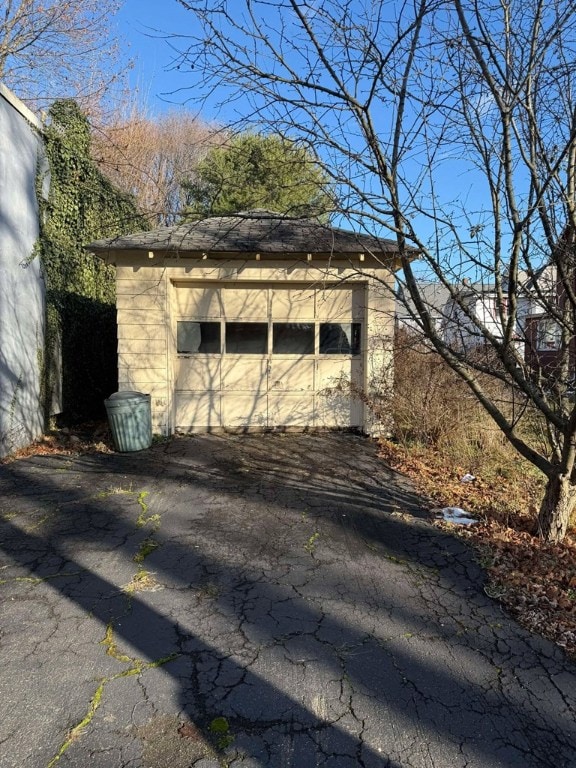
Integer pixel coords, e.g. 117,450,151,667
460,473,476,483
434,507,478,525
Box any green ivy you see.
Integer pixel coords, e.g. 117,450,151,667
36,100,146,423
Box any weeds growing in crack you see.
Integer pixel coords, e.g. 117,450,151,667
122,567,161,593
101,622,133,664
101,622,179,671
209,717,235,750
0,570,83,586
134,538,159,564
128,519,161,591
135,491,155,526
93,486,159,529
47,626,178,766
383,553,406,565
304,531,320,554
195,582,220,599
46,680,106,767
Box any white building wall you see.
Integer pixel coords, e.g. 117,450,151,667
0,85,45,456
442,293,505,349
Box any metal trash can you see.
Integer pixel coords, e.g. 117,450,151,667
104,391,152,452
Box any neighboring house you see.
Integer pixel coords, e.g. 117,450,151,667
395,281,451,335
0,84,47,457
396,262,576,377
442,280,508,350
396,280,508,351
87,210,403,437
516,264,566,375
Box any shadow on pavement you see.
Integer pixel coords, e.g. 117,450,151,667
1,433,575,767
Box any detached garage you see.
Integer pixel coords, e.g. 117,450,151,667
88,211,402,437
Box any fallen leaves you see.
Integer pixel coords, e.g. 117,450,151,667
476,520,576,655
379,439,576,660
1,423,114,463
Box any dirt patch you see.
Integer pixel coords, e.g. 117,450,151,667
135,714,216,767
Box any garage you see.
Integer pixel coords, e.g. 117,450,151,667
88,211,402,436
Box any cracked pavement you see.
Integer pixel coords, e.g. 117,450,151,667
1,433,575,767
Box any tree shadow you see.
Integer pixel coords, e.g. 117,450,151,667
0,434,575,767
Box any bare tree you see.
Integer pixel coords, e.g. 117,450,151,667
0,0,127,109
172,0,576,542
92,105,225,225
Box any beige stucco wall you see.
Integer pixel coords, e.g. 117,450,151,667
115,254,395,436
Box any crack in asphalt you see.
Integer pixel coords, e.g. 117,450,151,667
1,434,576,767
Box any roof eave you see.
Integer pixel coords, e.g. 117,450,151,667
89,245,409,270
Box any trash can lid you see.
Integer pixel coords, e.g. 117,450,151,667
105,390,149,403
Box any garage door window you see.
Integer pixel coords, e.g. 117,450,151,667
320,323,361,355
177,321,221,353
177,320,361,356
273,323,315,355
226,322,268,354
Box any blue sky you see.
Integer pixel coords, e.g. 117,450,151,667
116,0,196,112
117,0,220,114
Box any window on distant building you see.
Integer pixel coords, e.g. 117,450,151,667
536,317,562,351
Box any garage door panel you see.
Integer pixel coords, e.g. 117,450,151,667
119,352,166,369
269,358,315,391
176,358,221,390
316,285,365,321
222,393,267,428
117,383,168,401
223,288,268,319
316,358,364,390
174,286,223,318
315,391,363,427
175,392,221,429
222,358,268,391
270,287,315,319
268,393,315,426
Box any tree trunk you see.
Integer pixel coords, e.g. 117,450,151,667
538,474,576,543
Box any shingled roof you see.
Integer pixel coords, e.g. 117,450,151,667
87,210,405,261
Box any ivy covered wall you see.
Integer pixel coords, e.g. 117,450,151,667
37,100,146,422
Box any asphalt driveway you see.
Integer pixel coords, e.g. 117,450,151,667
1,433,575,768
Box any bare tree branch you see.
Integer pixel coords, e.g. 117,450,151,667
0,0,128,112
171,0,576,541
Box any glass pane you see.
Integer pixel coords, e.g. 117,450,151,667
177,321,221,353
319,323,361,355
537,318,561,350
273,323,314,355
226,322,268,354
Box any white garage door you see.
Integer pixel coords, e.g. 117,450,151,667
173,283,365,431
